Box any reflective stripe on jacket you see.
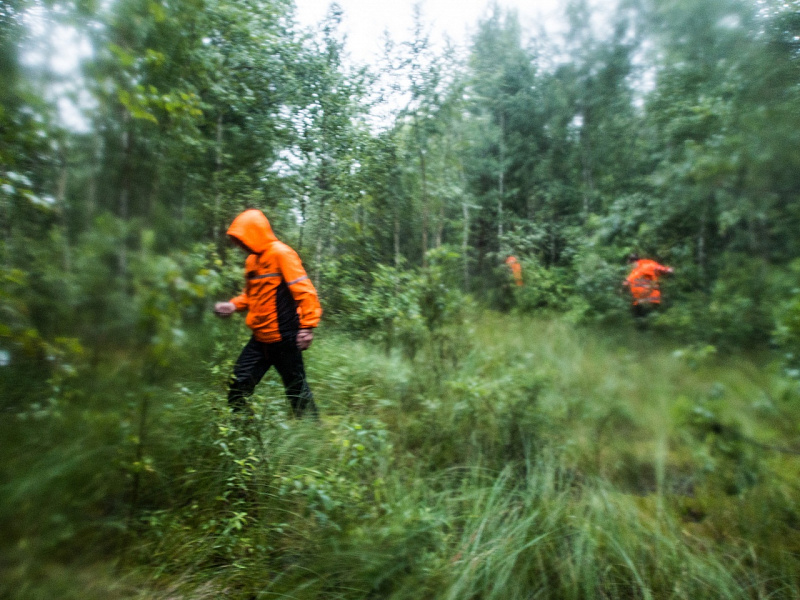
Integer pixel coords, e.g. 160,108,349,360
227,209,322,343
625,259,672,305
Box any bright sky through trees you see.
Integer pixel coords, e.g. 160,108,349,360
26,0,616,130
294,0,571,65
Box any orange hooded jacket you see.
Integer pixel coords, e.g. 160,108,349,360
625,259,673,305
505,256,523,287
227,209,322,343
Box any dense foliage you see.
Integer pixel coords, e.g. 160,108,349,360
2,0,800,597
4,0,800,349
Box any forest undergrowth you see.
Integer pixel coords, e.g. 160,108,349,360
2,313,800,600
6,0,800,596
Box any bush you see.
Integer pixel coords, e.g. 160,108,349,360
513,259,573,313
655,255,777,348
571,250,629,321
333,248,473,362
337,263,427,357
772,259,800,379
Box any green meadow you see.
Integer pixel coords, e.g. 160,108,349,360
3,313,799,599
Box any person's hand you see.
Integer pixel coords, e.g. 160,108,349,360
214,301,236,317
296,329,314,350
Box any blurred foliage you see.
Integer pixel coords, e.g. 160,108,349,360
4,0,800,351
339,262,427,356
333,247,472,363
772,259,800,381
4,0,800,596
4,312,800,599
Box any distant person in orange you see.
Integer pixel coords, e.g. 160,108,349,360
624,253,673,320
505,256,523,287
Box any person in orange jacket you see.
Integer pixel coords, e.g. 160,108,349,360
214,209,322,418
623,253,674,319
505,256,523,287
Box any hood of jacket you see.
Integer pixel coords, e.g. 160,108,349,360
227,209,278,254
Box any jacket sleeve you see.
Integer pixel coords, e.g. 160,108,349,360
277,246,322,329
229,256,252,311
229,291,249,311
655,263,673,275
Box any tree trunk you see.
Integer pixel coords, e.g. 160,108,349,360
394,206,401,268
213,113,224,244
697,197,708,288
435,135,452,250
497,111,505,248
178,180,186,239
118,113,132,279
56,153,71,272
313,157,334,289
418,145,429,266
298,192,307,252
1,187,9,266
462,202,470,291
436,202,444,248
476,220,487,298
85,135,101,229
86,176,96,227
126,391,150,537
580,109,595,219
147,176,159,229
313,195,326,290
299,165,309,252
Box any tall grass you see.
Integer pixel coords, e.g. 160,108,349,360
2,314,799,599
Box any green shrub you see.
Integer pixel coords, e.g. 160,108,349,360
656,255,778,348
514,259,573,313
572,250,630,319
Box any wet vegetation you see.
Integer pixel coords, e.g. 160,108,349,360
2,0,800,597
3,313,800,598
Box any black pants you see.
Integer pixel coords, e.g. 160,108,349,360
228,336,317,418
631,302,657,328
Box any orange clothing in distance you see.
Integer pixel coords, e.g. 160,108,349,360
625,259,673,305
505,256,523,287
227,209,322,343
